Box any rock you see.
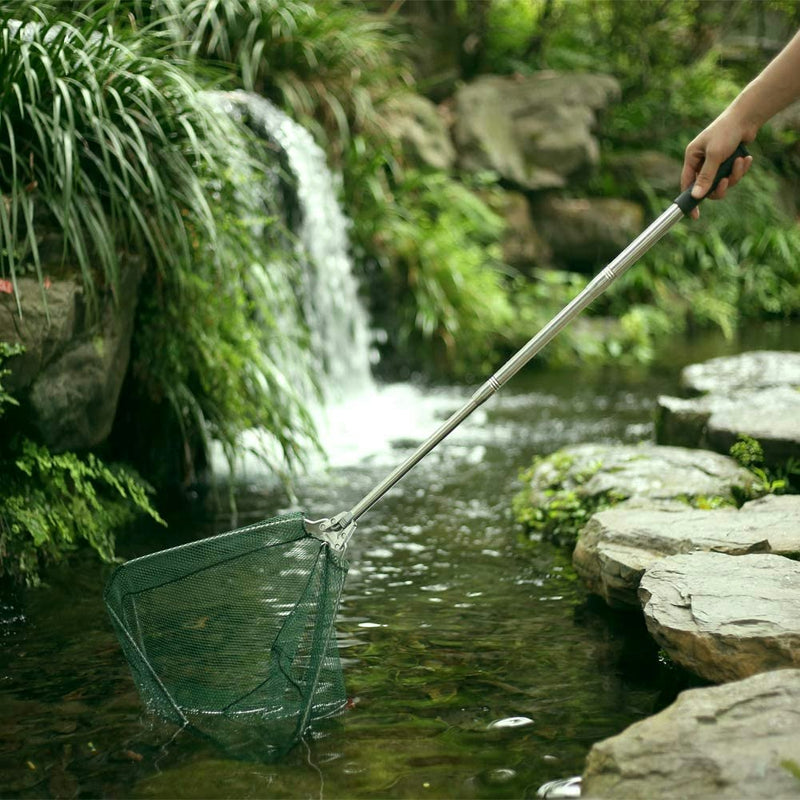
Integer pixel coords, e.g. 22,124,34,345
524,442,757,509
28,261,142,451
484,190,550,268
657,351,800,466
639,551,800,683
453,72,620,190
573,494,800,608
532,195,644,270
582,669,800,799
657,386,800,466
680,350,800,396
0,277,81,392
604,150,683,198
516,442,758,545
382,93,456,171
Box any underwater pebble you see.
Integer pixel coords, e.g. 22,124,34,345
487,716,534,729
486,768,517,784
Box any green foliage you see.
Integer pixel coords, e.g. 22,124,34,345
0,8,218,310
729,433,800,495
512,454,620,547
133,0,405,159
0,439,164,586
602,165,800,350
363,170,515,376
0,342,22,415
1,4,319,487
0,346,163,585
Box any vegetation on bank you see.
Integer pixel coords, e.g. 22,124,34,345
1,0,800,582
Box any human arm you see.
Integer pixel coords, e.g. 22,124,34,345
681,28,800,216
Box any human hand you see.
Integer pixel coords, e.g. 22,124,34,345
681,112,754,219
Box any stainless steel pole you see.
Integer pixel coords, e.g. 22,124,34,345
347,202,684,522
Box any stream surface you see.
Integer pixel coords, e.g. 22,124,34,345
2,324,798,799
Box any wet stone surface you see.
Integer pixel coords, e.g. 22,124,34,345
573,494,800,608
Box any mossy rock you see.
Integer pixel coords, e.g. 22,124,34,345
514,443,760,547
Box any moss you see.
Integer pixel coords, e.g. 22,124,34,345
513,454,624,547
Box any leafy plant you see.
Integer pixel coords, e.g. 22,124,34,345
730,433,800,495
363,169,516,377
512,454,619,547
1,5,320,489
0,346,163,585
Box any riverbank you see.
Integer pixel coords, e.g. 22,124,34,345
517,350,800,799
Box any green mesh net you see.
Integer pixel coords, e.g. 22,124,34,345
104,512,349,758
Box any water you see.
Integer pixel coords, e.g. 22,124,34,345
4,322,797,798
231,91,374,395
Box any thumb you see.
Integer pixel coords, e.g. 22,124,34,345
690,153,723,199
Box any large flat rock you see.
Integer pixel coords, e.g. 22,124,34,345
657,350,800,466
583,669,800,799
680,350,800,396
639,551,800,683
657,386,800,465
573,494,800,608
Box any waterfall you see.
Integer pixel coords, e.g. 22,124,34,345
227,91,375,396
210,91,467,481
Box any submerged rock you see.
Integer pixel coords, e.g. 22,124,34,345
639,551,800,683
573,494,800,608
582,669,800,799
656,350,800,466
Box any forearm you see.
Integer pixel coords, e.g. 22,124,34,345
726,29,800,137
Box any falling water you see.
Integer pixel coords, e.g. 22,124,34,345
209,91,467,480
229,91,375,395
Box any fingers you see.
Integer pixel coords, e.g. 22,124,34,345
685,154,752,220
708,155,752,199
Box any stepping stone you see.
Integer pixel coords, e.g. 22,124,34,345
639,551,800,683
656,350,800,466
583,669,800,799
573,494,800,608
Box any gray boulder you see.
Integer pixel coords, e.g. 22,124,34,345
453,72,620,190
2,262,142,452
29,261,142,451
0,277,81,392
532,195,644,270
485,190,550,269
657,386,800,465
573,494,800,608
680,350,800,395
639,551,800,683
582,669,800,799
657,350,800,466
382,93,456,171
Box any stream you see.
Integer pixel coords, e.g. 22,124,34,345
2,322,797,799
